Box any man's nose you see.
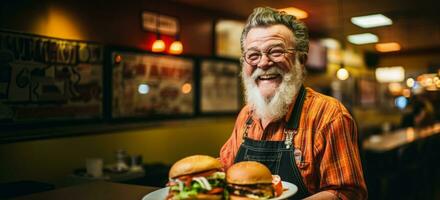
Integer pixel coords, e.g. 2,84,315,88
256,54,273,69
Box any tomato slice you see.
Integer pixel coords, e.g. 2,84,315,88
173,169,221,189
207,187,224,194
166,181,177,187
175,169,218,182
272,175,283,197
184,178,192,187
190,169,218,177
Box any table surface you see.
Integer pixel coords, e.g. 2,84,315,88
12,181,160,200
363,122,440,152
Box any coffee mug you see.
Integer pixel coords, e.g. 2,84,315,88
86,158,103,177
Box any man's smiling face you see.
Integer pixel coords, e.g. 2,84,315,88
242,24,297,100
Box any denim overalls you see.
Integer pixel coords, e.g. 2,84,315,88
233,86,310,199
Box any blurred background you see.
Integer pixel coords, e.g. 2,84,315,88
0,0,439,199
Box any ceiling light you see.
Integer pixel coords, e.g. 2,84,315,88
278,7,308,19
320,38,341,49
406,78,415,88
417,73,439,91
375,42,401,52
181,83,192,94
402,88,411,98
395,96,408,109
347,33,378,45
336,67,349,80
351,14,392,28
138,84,150,94
375,66,405,83
169,40,183,55
388,82,403,95
152,38,165,52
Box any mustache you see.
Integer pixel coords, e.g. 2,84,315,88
250,67,285,80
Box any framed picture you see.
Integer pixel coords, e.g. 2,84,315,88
0,30,104,125
305,40,327,73
357,78,377,107
141,11,179,35
215,20,244,59
199,58,241,114
111,50,195,118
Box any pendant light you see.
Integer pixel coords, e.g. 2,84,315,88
152,34,165,52
169,34,183,55
336,0,350,81
336,67,349,80
152,14,165,53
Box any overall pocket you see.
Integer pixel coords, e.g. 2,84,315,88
244,151,282,175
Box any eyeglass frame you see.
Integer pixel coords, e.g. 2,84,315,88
242,47,296,66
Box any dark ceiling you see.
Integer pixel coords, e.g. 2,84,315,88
175,0,440,54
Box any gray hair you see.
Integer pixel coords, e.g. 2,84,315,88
241,7,309,64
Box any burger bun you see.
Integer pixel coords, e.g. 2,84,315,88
169,155,222,179
226,161,272,185
229,195,255,200
191,194,222,200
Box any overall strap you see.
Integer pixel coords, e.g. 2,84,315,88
284,86,306,149
286,85,306,130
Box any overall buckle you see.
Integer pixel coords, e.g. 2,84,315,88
284,129,297,149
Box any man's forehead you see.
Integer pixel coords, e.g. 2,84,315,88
244,25,294,48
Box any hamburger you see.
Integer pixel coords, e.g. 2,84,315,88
226,161,280,200
166,155,227,200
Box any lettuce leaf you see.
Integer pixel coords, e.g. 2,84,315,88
170,173,227,199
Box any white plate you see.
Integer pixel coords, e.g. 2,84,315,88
142,181,298,200
142,187,168,200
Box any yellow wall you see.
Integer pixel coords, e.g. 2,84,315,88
0,117,235,186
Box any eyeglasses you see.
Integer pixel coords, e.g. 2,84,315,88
243,47,295,66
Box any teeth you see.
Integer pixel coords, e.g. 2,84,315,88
258,74,278,79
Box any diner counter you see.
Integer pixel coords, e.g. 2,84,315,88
363,122,440,152
12,181,159,200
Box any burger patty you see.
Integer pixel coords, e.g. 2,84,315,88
227,183,274,198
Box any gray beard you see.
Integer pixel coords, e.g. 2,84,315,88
242,58,304,121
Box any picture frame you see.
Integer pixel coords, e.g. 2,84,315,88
111,49,195,119
0,30,105,142
0,30,104,125
199,58,242,114
141,11,179,35
357,77,378,107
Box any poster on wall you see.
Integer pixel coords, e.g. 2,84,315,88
112,51,194,118
200,59,241,113
0,31,103,124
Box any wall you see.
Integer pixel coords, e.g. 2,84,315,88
0,0,223,55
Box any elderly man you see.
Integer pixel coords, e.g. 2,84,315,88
219,7,367,200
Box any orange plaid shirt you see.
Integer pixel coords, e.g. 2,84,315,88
220,87,367,200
